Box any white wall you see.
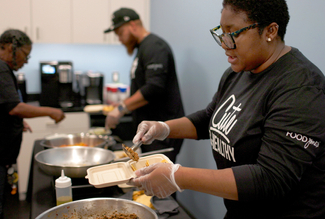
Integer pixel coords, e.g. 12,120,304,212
150,0,325,218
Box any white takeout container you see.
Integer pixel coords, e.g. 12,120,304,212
85,154,172,188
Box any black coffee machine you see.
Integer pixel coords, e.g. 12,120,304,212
39,61,79,108
84,71,104,105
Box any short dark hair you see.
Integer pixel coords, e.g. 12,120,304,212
222,0,290,41
0,29,32,48
0,29,32,69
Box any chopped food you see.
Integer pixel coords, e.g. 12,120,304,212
66,211,139,219
130,158,167,172
122,144,139,161
102,105,115,115
103,212,139,219
130,164,136,171
132,190,155,210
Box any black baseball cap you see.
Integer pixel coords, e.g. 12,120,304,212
104,8,140,33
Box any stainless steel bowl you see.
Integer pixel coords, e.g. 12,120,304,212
40,132,115,148
35,146,116,178
35,198,158,219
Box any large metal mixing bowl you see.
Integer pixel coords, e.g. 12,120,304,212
39,132,115,148
35,198,158,219
35,146,116,178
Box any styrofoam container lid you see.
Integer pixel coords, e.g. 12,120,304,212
85,154,172,188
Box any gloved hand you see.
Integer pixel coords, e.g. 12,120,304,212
128,162,183,199
133,121,170,145
105,107,124,129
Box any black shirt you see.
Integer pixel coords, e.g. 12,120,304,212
187,48,325,218
129,34,185,162
0,60,23,165
130,33,184,125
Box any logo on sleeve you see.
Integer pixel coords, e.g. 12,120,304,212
286,132,320,149
147,63,163,71
130,57,138,79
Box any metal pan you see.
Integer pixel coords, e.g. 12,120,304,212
35,146,116,178
35,197,158,219
39,132,115,149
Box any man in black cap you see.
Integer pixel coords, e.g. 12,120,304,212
104,8,185,164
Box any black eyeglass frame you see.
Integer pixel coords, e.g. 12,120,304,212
210,23,259,49
18,47,31,61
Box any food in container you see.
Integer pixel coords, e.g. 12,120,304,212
85,154,172,188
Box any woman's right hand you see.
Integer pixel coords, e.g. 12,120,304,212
49,108,65,123
133,121,170,144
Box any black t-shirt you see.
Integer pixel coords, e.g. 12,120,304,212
0,59,23,165
130,33,185,126
187,48,325,218
129,34,185,161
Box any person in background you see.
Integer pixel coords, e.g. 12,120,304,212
128,0,325,218
104,8,185,163
0,29,65,219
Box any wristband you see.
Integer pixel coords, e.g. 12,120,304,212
118,102,130,114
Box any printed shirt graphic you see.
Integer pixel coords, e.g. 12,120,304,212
210,94,239,163
189,47,325,218
208,48,325,171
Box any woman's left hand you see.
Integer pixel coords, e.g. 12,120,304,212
128,162,183,198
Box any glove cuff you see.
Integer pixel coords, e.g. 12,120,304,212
171,164,184,192
157,121,170,140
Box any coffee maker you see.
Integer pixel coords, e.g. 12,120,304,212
39,61,78,108
84,71,104,105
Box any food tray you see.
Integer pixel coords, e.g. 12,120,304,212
85,154,172,188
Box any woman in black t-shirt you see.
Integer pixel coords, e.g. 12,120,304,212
0,29,65,219
128,1,325,218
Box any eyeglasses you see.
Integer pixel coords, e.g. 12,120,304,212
19,47,31,61
25,55,31,61
210,23,259,49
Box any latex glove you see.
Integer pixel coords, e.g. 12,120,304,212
133,121,170,145
105,107,124,129
128,162,183,199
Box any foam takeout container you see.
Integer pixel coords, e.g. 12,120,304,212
85,154,172,188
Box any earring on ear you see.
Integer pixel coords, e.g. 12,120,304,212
267,38,272,42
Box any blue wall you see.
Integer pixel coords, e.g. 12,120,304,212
150,1,325,219
19,44,134,93
18,1,325,218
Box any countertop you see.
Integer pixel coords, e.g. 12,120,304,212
28,140,194,219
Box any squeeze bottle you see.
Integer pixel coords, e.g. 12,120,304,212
55,170,73,205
